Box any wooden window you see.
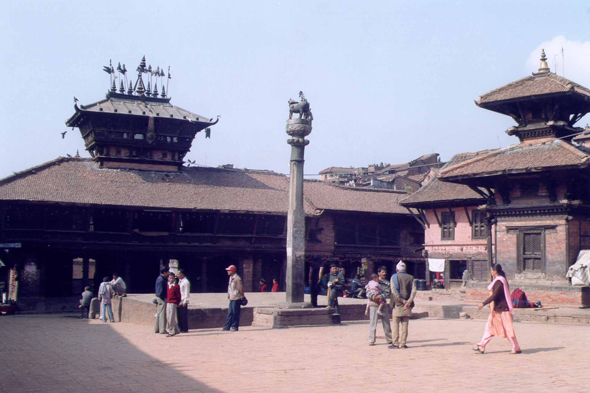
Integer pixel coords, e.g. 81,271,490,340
519,230,544,272
472,210,487,239
440,211,455,240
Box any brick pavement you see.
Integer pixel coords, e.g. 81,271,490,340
0,314,587,393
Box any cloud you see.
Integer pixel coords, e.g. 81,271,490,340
527,36,590,88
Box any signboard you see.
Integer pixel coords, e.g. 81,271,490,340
0,243,21,249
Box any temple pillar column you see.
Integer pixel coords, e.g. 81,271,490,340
241,256,254,292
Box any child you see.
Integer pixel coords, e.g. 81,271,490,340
272,278,279,292
79,286,92,319
364,274,384,316
259,279,267,292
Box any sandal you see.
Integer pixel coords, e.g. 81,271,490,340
509,350,522,354
472,345,485,354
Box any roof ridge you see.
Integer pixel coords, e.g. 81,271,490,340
320,182,407,194
0,156,80,186
439,146,511,177
553,138,590,159
477,75,534,102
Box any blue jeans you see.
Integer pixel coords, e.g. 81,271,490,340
223,300,241,331
101,303,114,322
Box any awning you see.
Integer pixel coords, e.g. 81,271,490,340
428,258,445,273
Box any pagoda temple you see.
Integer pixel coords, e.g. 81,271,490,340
438,50,590,284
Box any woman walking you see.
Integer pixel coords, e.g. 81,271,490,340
473,264,521,354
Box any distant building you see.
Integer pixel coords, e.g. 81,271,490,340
319,153,441,191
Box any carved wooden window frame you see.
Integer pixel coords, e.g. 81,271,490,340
516,229,546,273
440,211,455,240
471,210,487,240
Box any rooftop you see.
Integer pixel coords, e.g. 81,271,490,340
0,158,409,216
438,139,590,182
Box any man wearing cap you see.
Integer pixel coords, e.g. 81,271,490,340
389,261,417,349
327,264,345,315
222,265,245,331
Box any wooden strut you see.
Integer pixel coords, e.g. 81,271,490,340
463,206,472,227
432,208,441,227
404,207,426,230
418,208,430,228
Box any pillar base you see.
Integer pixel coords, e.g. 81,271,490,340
252,306,340,328
277,301,313,309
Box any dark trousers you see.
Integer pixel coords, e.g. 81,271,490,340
223,300,241,331
328,288,341,315
310,281,319,307
80,305,89,319
177,305,189,332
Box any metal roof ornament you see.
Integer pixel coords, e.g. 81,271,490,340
146,81,152,97
119,80,125,94
153,82,159,97
161,85,166,98
111,79,117,93
538,49,550,73
127,81,133,95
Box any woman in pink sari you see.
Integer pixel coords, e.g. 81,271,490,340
473,264,521,354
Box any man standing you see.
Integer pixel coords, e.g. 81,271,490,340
389,261,417,349
166,272,181,337
110,273,127,296
309,257,322,307
368,266,393,346
98,277,115,323
222,265,245,331
155,267,169,334
177,269,190,333
327,264,344,315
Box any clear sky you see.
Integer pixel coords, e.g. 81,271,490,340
1,1,590,179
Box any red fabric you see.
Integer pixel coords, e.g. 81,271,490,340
167,284,181,304
260,284,267,292
272,283,279,292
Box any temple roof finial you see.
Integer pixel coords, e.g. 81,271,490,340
111,79,117,93
153,82,159,97
146,81,152,97
127,81,133,95
538,49,550,73
161,85,166,98
75,150,80,158
119,80,125,94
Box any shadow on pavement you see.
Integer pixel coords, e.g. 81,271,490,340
413,341,470,348
0,314,221,393
521,346,564,354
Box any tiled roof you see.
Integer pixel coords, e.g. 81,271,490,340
0,158,409,216
477,72,590,105
318,167,358,175
400,151,491,207
439,139,590,181
66,93,218,127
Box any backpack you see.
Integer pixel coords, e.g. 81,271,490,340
511,288,528,308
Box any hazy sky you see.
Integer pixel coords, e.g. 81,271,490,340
2,1,590,180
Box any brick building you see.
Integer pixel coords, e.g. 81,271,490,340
401,151,498,287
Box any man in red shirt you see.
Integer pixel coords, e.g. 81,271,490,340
271,278,279,292
166,272,181,337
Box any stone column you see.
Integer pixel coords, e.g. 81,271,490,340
200,258,208,292
241,256,254,292
285,115,312,305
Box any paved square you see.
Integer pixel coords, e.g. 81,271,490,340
0,314,587,392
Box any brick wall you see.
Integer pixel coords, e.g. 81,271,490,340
496,216,567,280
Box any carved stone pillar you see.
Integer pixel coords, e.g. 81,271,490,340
285,105,312,305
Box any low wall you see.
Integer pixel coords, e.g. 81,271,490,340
463,281,590,307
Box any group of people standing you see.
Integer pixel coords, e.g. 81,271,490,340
154,268,190,337
362,261,521,354
79,273,126,322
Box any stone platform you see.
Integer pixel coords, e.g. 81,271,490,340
252,306,338,328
